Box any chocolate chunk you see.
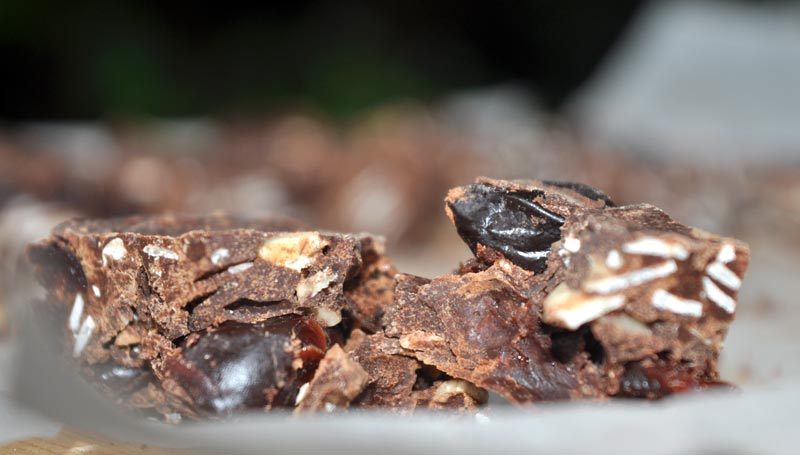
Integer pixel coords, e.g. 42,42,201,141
442,178,749,400
385,264,604,403
294,344,369,413
345,330,422,410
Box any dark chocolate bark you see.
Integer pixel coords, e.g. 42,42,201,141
26,178,749,419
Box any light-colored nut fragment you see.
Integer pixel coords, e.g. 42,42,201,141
258,232,329,271
102,237,127,265
210,248,230,265
313,307,342,327
543,282,626,330
598,313,652,336
297,270,338,300
563,237,581,253
583,260,677,294
399,331,447,350
651,289,703,317
432,379,488,404
606,249,623,270
114,327,141,346
622,236,689,260
143,244,179,260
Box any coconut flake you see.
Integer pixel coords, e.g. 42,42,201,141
622,236,689,260
716,243,736,263
584,260,678,294
69,294,84,332
91,285,101,298
706,261,742,290
651,289,703,317
703,276,736,313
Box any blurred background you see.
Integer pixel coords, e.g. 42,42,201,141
1,0,800,450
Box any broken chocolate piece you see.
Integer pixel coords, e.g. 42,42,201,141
385,265,605,403
294,344,369,413
437,178,749,400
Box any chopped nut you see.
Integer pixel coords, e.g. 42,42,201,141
543,282,626,330
114,326,142,346
210,248,230,265
258,232,329,271
597,313,652,336
312,307,342,327
432,379,488,404
563,237,581,253
143,244,179,260
296,269,338,300
101,237,127,265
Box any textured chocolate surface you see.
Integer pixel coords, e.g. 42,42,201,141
26,178,749,419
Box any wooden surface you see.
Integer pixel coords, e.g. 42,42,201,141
0,429,209,455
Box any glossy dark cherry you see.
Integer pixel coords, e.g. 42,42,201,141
448,183,565,273
164,316,328,415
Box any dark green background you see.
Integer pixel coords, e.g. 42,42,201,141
1,1,643,121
